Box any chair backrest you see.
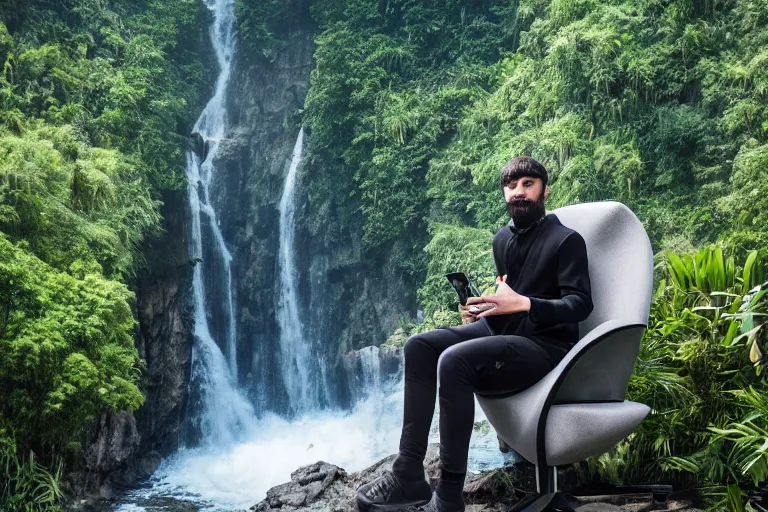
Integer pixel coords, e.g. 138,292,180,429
551,201,654,337
544,202,654,403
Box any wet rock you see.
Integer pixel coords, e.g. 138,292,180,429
250,451,401,511
252,462,348,511
342,345,403,403
462,465,534,506
250,445,529,511
190,131,209,161
250,445,702,512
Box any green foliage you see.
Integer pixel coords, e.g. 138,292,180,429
417,223,498,316
580,246,768,509
0,234,144,454
382,326,410,349
306,0,768,277
0,1,204,506
717,140,768,252
0,0,206,193
305,0,503,277
1,431,63,512
235,0,293,60
0,123,161,278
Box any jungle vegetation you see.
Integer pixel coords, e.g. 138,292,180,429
0,0,766,509
0,0,206,508
301,0,768,508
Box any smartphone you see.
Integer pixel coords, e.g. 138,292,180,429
445,272,481,306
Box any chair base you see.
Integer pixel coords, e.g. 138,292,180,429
508,492,578,512
507,465,580,512
508,491,554,512
548,492,581,511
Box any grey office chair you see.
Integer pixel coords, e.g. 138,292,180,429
476,201,654,511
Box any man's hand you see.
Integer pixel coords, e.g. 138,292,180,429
466,274,531,318
458,304,478,324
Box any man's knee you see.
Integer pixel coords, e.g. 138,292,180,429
437,348,469,383
403,334,428,363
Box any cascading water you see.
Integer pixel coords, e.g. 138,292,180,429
191,0,239,381
276,127,332,414
112,1,510,509
180,0,255,447
358,346,383,398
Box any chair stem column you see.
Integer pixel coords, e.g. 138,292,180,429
509,466,557,512
536,464,556,494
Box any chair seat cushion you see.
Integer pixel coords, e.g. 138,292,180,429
544,401,650,466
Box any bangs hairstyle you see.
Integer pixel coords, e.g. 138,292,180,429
499,156,548,189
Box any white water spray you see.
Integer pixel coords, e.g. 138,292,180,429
116,350,509,511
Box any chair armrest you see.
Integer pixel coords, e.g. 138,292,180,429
550,320,646,403
476,319,644,465
536,319,646,465
477,320,645,464
548,320,638,383
523,319,640,415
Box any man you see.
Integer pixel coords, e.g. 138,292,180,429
356,156,593,512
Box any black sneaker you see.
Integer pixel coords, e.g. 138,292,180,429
356,469,431,511
404,493,465,512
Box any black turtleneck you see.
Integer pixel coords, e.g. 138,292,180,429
501,214,547,284
486,213,593,362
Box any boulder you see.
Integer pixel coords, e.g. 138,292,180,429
250,444,702,512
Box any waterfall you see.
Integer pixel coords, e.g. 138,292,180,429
182,0,255,446
276,127,331,414
345,346,399,404
192,0,238,380
113,2,511,509
358,346,382,398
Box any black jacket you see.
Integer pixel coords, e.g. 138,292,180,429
484,214,594,363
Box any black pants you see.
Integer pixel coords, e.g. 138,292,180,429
395,318,555,476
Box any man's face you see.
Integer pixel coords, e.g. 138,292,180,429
502,176,550,225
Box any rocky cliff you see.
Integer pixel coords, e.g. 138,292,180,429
66,189,195,500
209,1,420,413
